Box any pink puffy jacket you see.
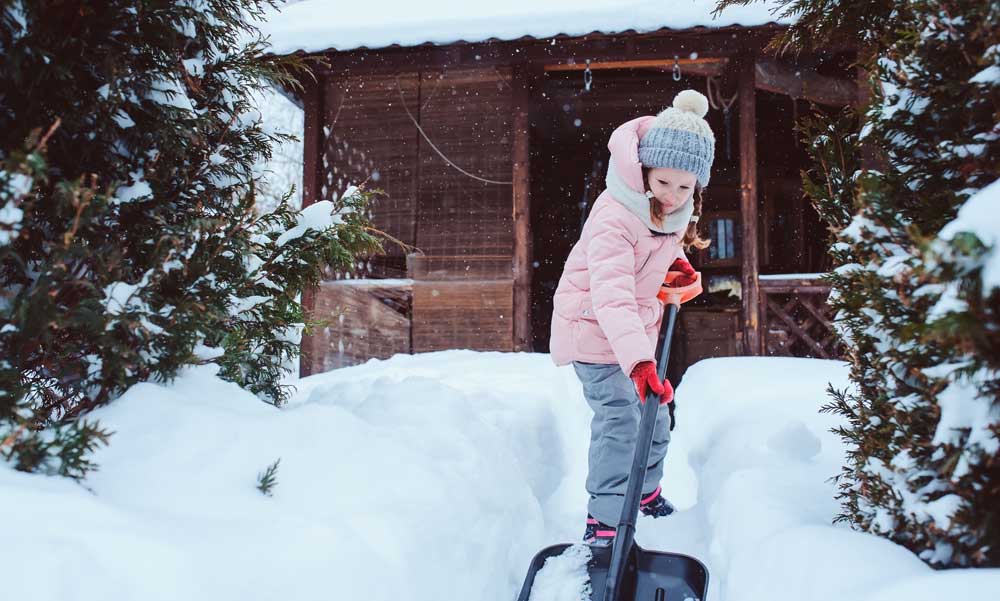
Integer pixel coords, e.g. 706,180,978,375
549,117,687,376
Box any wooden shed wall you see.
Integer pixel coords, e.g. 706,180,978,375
305,67,515,373
415,69,514,268
324,72,420,277
299,30,855,375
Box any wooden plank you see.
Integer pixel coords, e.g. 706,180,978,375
791,182,806,266
760,290,770,355
757,284,831,294
407,254,513,280
675,309,741,379
545,57,728,72
738,44,762,356
306,281,412,372
300,73,325,377
411,280,514,352
511,62,539,352
302,75,324,209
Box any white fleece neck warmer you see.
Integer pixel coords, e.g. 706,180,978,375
605,161,695,235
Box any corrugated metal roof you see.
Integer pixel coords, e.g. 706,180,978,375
261,0,790,55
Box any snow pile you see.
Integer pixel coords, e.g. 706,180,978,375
2,352,998,601
274,199,345,246
261,0,791,54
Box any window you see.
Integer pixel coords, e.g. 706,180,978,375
701,211,740,267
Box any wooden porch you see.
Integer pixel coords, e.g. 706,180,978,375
294,26,855,375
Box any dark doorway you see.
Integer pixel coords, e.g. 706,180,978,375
529,67,734,353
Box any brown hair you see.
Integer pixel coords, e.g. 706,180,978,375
643,168,711,251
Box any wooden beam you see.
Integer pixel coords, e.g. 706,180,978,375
511,62,540,352
755,57,856,106
544,57,728,72
738,47,762,356
299,73,325,377
757,284,832,294
301,75,324,210
791,180,806,266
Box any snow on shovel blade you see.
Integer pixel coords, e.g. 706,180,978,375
516,543,709,601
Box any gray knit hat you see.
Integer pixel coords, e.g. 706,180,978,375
638,90,715,187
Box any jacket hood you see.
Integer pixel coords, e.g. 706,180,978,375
604,116,694,235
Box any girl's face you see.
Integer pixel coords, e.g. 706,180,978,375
645,167,697,214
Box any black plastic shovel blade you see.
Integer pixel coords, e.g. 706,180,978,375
515,543,709,601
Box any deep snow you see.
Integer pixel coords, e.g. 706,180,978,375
2,352,998,600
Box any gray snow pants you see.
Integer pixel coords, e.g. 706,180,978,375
573,361,671,526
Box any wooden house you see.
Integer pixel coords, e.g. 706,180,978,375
263,3,858,377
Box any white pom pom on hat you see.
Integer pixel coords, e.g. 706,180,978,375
648,89,715,142
637,89,716,187
672,89,709,118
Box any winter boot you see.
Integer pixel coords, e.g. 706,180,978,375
639,486,675,518
583,515,616,547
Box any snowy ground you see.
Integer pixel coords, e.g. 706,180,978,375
2,352,998,600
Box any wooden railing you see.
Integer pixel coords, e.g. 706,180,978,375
758,275,842,359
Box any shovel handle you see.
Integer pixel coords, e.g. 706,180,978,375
602,302,680,601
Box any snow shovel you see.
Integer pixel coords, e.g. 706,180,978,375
517,272,709,601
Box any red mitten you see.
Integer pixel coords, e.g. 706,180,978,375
629,361,674,404
667,258,697,287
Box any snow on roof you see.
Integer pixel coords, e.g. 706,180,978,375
261,0,792,55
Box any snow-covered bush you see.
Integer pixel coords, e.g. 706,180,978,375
0,1,379,477
718,0,999,567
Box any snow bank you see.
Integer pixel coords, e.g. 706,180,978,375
2,352,998,601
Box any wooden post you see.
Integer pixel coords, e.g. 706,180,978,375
511,63,538,352
738,49,762,356
300,73,326,377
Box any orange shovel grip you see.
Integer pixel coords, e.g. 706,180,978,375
657,271,703,306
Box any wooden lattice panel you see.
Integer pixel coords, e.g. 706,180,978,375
411,280,513,352
324,73,421,277
415,68,515,278
760,278,841,359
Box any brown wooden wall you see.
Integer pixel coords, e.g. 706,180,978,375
302,281,412,372
323,72,420,277
303,67,515,373
415,69,514,264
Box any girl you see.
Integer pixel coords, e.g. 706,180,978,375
549,89,715,546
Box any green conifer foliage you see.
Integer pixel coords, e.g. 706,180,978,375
1,1,379,477
718,0,998,567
